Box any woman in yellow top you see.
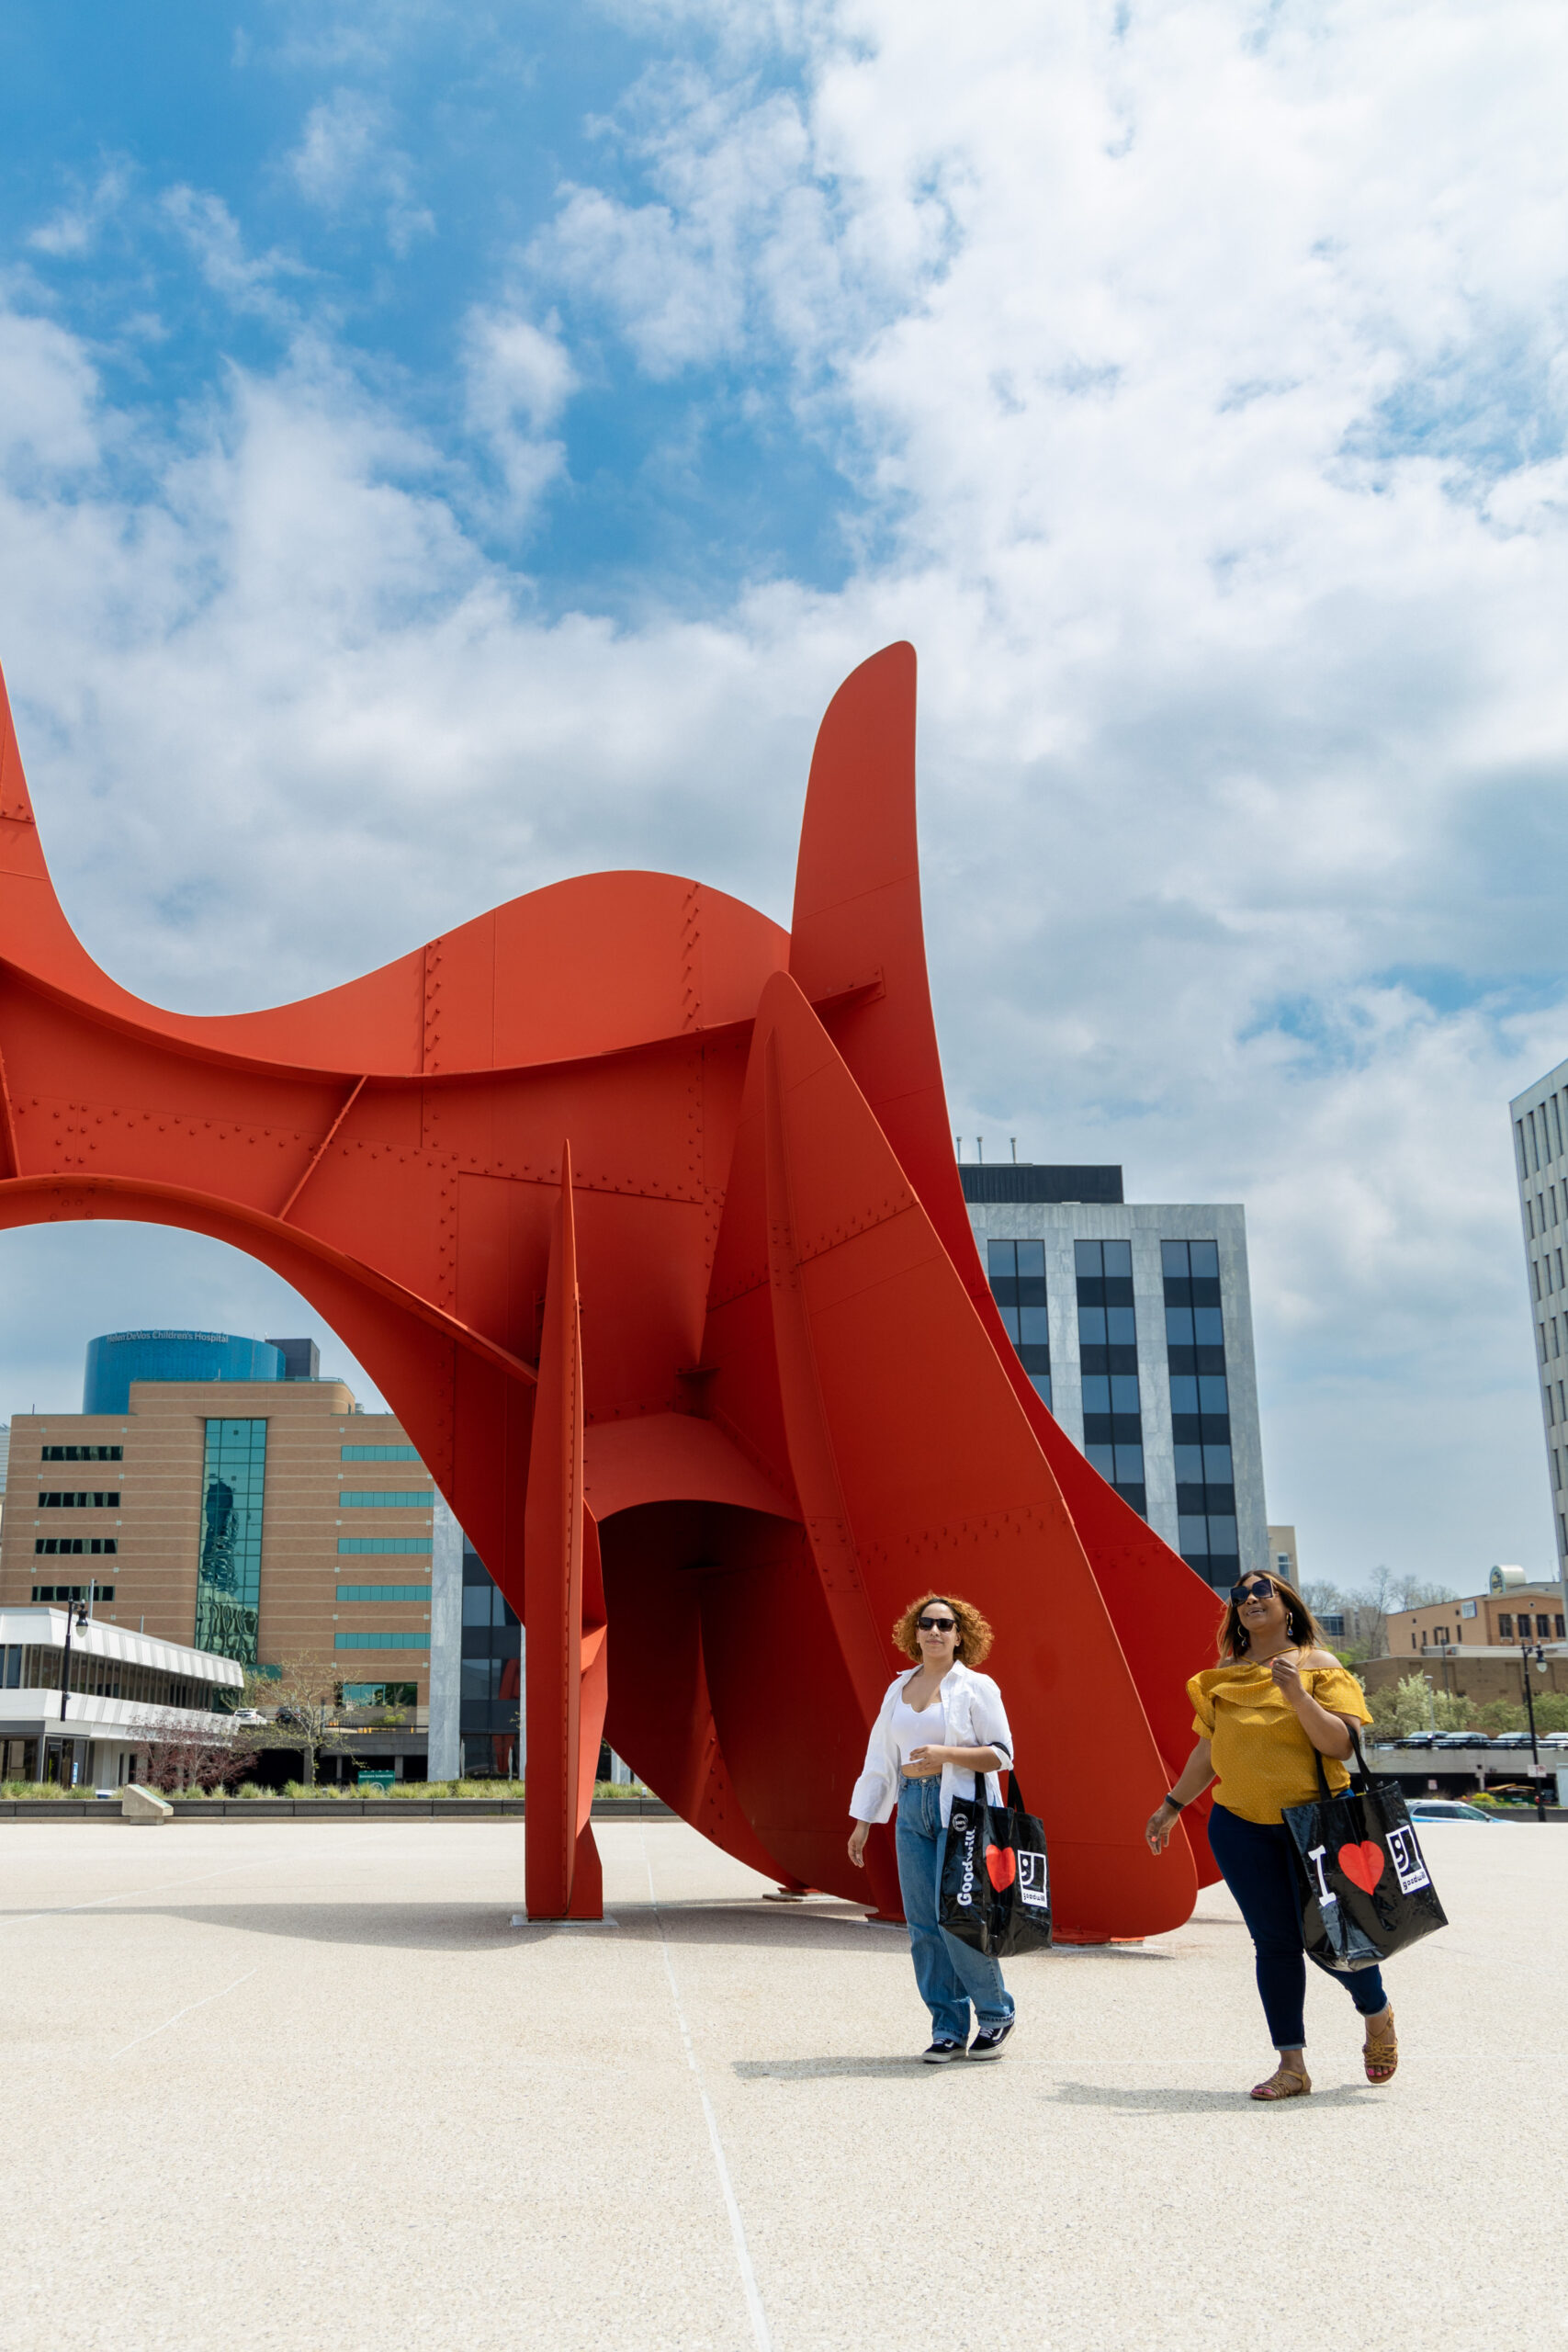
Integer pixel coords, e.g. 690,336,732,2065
1145,1570,1399,2101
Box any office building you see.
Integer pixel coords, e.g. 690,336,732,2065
1510,1059,1568,1577
0,1332,436,1755
964,1163,1268,1587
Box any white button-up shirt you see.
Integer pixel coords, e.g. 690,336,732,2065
849,1659,1015,1828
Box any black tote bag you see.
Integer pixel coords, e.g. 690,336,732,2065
940,1766,1052,1958
1281,1726,1447,1973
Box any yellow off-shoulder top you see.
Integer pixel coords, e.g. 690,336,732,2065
1188,1653,1371,1826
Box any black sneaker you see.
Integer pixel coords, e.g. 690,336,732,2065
921,2038,966,2064
967,2020,1015,2060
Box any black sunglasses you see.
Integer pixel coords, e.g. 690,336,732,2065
1230,1578,1276,1608
917,1613,958,1632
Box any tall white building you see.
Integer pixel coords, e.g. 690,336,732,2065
962,1163,1269,1587
1510,1059,1568,1575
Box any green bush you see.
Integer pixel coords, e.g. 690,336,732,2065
1,1780,68,1798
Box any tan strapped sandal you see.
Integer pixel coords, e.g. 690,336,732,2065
1362,2008,1398,2085
1249,2059,1312,2101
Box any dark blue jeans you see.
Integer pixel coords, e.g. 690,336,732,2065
1208,1803,1388,2051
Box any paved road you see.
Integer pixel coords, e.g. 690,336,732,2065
2,1816,1562,2350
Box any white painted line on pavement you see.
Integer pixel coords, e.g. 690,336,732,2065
643,1839,772,2352
109,1968,258,2060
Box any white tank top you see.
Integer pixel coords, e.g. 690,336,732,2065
892,1683,946,1767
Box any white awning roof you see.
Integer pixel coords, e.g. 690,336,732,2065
0,1607,244,1686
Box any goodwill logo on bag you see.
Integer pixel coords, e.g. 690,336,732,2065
1385,1825,1431,1895
1017,1850,1048,1909
953,1811,977,1907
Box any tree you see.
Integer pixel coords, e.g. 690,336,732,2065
129,1712,246,1794
234,1653,355,1786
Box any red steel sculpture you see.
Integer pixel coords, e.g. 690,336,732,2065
0,642,1222,1929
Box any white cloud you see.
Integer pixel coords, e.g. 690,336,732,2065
161,187,310,320
461,309,576,515
286,87,435,254
28,162,132,258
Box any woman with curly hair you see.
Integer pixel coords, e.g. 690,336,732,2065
1145,1569,1398,2101
847,1590,1017,2063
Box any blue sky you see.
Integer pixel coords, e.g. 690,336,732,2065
2,0,1567,1588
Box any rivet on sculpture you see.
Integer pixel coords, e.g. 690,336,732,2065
0,643,1223,1928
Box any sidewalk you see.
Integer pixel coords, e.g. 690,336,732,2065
1,1816,1562,2350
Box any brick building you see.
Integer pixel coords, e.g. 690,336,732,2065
0,1357,434,1725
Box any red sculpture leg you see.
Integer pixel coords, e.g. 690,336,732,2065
789,641,1222,1883
711,970,1200,1936
523,1144,605,1919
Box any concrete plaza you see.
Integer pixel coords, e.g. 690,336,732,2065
2,1816,1564,2352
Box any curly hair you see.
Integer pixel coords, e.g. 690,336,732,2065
1218,1571,1328,1663
891,1591,994,1668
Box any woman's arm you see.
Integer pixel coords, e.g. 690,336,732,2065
902,1742,1003,1780
1270,1655,1354,1758
1145,1738,1214,1853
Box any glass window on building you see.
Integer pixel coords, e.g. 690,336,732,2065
1163,1240,1235,1587
1499,1613,1514,1637
1076,1239,1145,1517
986,1238,1051,1407
196,1418,267,1665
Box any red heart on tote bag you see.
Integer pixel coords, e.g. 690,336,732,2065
985,1845,1017,1892
1337,1840,1385,1895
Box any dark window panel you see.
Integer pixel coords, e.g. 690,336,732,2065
1114,1483,1147,1518
1163,1276,1192,1308
1172,1413,1202,1445
1106,1306,1136,1345
1102,1240,1132,1277
1176,1484,1207,1514
1017,1277,1047,1310
1195,1346,1228,1375
1111,1414,1142,1443
1083,1414,1114,1444
1204,1484,1236,1515
1193,1307,1225,1347
1077,1277,1106,1307
1190,1241,1220,1278
1019,1306,1050,1344
1015,1241,1045,1277
1017,1344,1051,1372
1167,1306,1195,1347
1161,1241,1189,1278
987,1240,1018,1276
1103,1278,1134,1307
1106,1345,1139,1374
1199,1414,1232,1444
1079,1345,1109,1375
1086,1443,1116,1478
1190,1278,1222,1308
1074,1240,1102,1276
1078,1306,1107,1344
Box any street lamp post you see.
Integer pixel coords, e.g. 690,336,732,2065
55,1591,92,1786
1519,1641,1549,1824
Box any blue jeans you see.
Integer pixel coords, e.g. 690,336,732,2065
895,1774,1014,2042
1208,1803,1389,2051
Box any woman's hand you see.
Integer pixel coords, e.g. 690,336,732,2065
847,1821,870,1869
1145,1799,1180,1855
1270,1653,1304,1702
903,1744,951,1780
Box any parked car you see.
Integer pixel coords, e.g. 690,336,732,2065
1407,1799,1494,1822
1395,1733,1438,1747
1434,1731,1484,1747
1486,1732,1535,1748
